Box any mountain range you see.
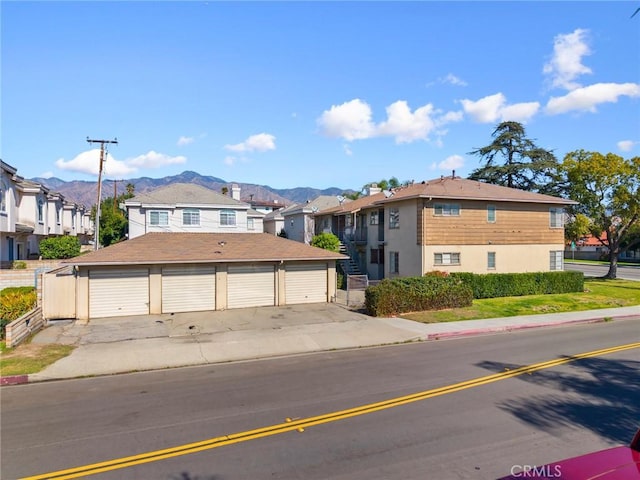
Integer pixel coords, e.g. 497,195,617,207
31,170,354,208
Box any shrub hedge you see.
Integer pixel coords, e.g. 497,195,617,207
365,276,473,317
450,271,584,299
0,287,37,340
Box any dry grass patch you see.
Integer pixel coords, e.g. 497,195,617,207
0,343,75,376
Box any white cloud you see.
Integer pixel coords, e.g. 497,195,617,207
343,144,353,156
177,136,194,146
224,133,276,153
545,82,640,114
438,155,465,171
318,99,462,144
543,29,592,91
442,73,468,86
617,140,637,152
377,101,436,144
460,93,540,123
55,149,186,177
224,156,237,166
40,171,54,179
55,149,136,177
317,99,376,141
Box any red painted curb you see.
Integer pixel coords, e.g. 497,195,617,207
1,375,29,386
425,317,611,341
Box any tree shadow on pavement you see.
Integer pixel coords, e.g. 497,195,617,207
475,356,640,444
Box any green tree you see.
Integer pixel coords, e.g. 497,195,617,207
562,150,640,279
468,121,561,192
564,213,593,244
311,232,340,252
39,236,81,259
91,185,135,247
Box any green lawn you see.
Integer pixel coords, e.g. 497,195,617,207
0,343,75,376
401,278,640,323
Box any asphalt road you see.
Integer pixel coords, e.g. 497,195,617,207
2,319,640,480
565,261,640,281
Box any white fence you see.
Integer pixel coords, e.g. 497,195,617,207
5,307,44,348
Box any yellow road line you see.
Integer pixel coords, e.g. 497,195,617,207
22,341,640,480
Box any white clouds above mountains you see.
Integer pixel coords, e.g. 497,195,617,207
317,98,462,144
55,150,186,177
224,133,276,153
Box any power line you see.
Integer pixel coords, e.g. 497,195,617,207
86,137,118,250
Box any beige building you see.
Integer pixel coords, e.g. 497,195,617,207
55,232,345,321
315,175,577,280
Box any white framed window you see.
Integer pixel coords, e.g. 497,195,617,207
220,209,236,226
149,210,169,226
434,252,461,265
0,183,6,212
389,208,399,229
247,218,255,230
487,205,496,223
487,251,496,269
389,251,399,273
550,207,564,228
56,207,62,225
434,203,460,216
550,250,564,270
37,199,44,223
183,209,200,226
370,211,379,225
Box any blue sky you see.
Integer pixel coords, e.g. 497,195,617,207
2,1,639,191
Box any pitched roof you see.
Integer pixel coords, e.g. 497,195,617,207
318,191,388,215
282,195,351,215
63,232,346,266
125,183,247,207
378,176,577,205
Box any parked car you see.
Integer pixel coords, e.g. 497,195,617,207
498,428,640,479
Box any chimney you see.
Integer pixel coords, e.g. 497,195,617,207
452,170,456,178
231,183,241,201
366,183,382,196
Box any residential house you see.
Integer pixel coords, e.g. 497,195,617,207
123,183,265,239
263,209,286,236
280,195,350,244
246,198,287,215
316,175,577,280
1,160,95,263
53,232,346,320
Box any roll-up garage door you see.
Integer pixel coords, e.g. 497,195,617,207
89,269,149,318
162,266,216,313
285,263,327,304
227,264,275,308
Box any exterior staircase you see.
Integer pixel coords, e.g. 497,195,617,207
339,242,363,275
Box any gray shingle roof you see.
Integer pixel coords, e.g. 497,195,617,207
125,183,248,207
63,232,346,266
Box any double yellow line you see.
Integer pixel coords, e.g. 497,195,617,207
23,341,640,479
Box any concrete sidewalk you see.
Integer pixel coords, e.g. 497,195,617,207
6,302,640,384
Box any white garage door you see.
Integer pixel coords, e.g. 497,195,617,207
89,269,149,318
162,266,216,313
285,263,328,304
227,265,275,308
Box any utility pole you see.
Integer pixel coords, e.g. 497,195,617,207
86,137,118,250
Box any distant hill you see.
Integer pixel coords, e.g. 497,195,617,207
32,170,353,207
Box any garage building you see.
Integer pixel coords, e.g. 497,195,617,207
60,232,346,320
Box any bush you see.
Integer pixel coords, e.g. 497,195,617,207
311,232,340,252
39,236,81,259
0,287,37,340
365,276,473,317
449,271,584,299
11,261,27,270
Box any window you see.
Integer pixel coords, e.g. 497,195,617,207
434,203,460,216
247,218,255,230
434,252,461,265
220,209,236,226
389,251,399,273
389,208,399,229
37,199,44,223
370,211,379,225
0,183,5,212
345,214,352,227
550,207,564,228
182,209,200,226
487,205,496,223
487,251,496,269
149,211,169,226
56,207,61,225
550,250,563,270
370,248,380,264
